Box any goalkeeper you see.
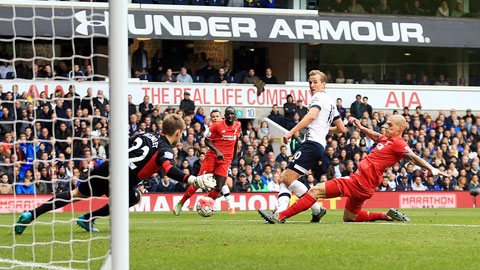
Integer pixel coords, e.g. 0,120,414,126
15,114,216,234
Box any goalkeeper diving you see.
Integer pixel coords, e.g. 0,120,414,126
15,114,216,234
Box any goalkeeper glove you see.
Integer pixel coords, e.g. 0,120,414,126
188,174,216,191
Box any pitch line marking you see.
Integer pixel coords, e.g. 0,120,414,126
0,258,83,270
123,219,480,228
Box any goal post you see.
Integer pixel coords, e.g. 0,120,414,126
108,0,130,269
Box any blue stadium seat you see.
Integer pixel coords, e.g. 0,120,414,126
193,75,205,83
208,75,216,83
139,74,153,82
174,0,189,4
209,0,226,6
6,72,15,79
191,0,205,5
156,0,173,4
306,0,317,10
135,0,155,3
227,76,235,83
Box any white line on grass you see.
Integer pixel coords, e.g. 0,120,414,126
125,219,480,228
0,258,83,270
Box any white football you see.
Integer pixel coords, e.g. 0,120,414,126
196,197,215,218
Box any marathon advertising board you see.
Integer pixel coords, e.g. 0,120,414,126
1,2,480,48
1,80,480,111
0,192,474,213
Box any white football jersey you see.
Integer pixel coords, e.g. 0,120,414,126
305,91,340,147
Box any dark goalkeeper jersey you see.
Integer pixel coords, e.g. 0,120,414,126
128,133,189,185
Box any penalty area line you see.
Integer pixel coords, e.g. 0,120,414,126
0,258,83,270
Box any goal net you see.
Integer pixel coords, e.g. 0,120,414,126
0,1,112,269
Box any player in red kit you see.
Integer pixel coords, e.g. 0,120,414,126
259,115,449,223
174,107,240,215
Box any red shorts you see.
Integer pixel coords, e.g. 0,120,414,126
198,154,231,178
324,173,374,214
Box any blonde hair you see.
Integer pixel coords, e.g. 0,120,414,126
308,70,327,82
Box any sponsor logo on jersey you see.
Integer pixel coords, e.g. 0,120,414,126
163,152,174,159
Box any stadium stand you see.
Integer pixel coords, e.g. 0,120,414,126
1,83,479,195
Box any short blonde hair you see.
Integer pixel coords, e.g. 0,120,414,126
308,70,327,82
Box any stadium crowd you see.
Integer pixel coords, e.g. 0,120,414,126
1,81,480,195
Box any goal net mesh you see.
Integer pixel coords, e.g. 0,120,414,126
0,1,111,269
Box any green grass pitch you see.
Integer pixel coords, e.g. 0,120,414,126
1,208,479,270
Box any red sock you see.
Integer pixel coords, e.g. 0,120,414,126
354,211,388,222
179,185,198,205
278,193,316,220
207,189,221,200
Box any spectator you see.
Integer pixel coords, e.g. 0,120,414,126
179,92,195,115
261,165,273,185
131,41,148,77
16,176,35,194
199,59,217,82
258,121,270,138
454,176,468,190
251,173,268,192
468,174,480,190
151,49,167,81
138,95,153,119
268,173,280,192
157,175,176,192
93,89,109,117
336,98,347,119
442,176,454,191
276,145,288,164
375,176,391,192
425,175,441,191
15,61,32,79
262,68,278,84
194,107,206,125
221,59,233,77
401,73,416,85
436,1,449,17
285,113,300,131
350,94,364,119
412,176,427,191
68,65,86,81
362,97,373,119
451,2,465,17
212,68,228,84
176,67,192,83
233,172,251,192
435,74,449,86
261,0,275,8
128,94,137,118
161,68,176,83
397,176,413,191
327,156,346,180
375,0,391,14
330,0,348,12
296,99,307,120
304,174,317,189
228,0,244,7
268,104,284,127
347,0,366,13
360,73,376,84
243,68,259,84
409,0,425,15
0,174,12,194
283,94,297,126
335,70,347,83
0,61,14,79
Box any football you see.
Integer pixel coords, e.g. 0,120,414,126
196,197,215,218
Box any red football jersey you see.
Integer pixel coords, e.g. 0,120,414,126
357,135,411,190
205,120,241,160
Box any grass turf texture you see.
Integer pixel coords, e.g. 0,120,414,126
1,208,479,270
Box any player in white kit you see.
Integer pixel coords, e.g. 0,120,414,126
273,70,346,222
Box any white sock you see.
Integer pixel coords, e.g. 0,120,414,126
288,180,321,215
221,185,232,209
277,183,291,212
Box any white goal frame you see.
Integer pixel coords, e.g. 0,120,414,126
108,0,129,269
